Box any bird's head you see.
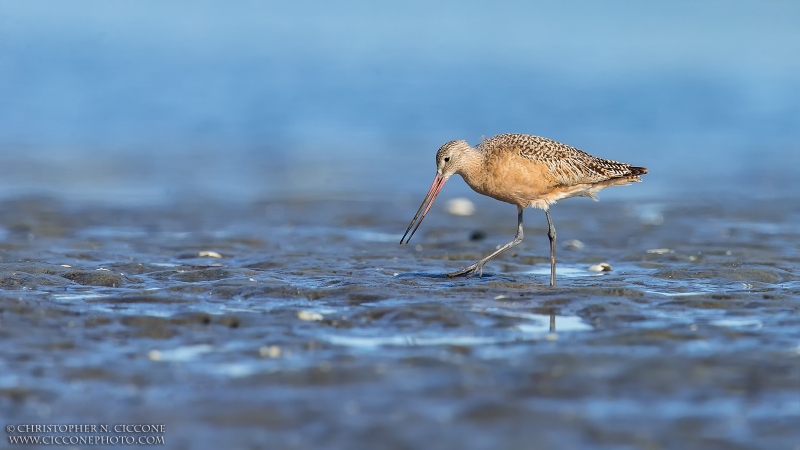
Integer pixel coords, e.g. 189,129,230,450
436,140,473,178
400,139,475,244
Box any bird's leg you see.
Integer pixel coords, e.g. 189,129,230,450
447,208,524,279
545,209,557,287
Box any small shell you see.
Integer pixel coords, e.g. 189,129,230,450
444,197,475,216
297,311,324,321
563,239,584,250
259,345,281,358
588,262,612,272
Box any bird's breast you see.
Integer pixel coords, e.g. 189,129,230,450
459,154,554,208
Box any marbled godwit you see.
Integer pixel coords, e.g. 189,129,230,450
400,133,647,287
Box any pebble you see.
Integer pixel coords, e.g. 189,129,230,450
199,251,223,258
297,311,324,321
563,239,584,250
259,345,281,358
444,197,475,216
470,230,486,241
588,262,612,272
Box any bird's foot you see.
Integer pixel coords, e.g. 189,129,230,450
446,262,484,279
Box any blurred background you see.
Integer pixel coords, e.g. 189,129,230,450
1,0,798,204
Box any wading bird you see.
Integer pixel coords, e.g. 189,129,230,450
400,133,647,287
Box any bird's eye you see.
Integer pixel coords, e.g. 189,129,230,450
444,157,450,162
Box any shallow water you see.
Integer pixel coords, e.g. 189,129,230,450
1,193,798,449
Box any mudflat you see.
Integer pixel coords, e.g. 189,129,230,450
1,193,798,449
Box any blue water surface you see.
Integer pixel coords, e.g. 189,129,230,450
1,1,798,201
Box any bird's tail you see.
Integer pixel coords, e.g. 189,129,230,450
628,166,648,176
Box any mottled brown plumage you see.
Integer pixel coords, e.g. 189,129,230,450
402,133,647,286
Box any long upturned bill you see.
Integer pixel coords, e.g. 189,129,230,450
400,173,447,244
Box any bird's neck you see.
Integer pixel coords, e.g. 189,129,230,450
455,146,485,189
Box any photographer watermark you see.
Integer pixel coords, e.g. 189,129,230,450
6,424,165,445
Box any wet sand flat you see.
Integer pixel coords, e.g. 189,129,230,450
1,195,799,449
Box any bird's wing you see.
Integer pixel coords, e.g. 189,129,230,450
511,135,637,186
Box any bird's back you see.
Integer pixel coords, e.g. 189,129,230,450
469,134,647,208
478,133,647,186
